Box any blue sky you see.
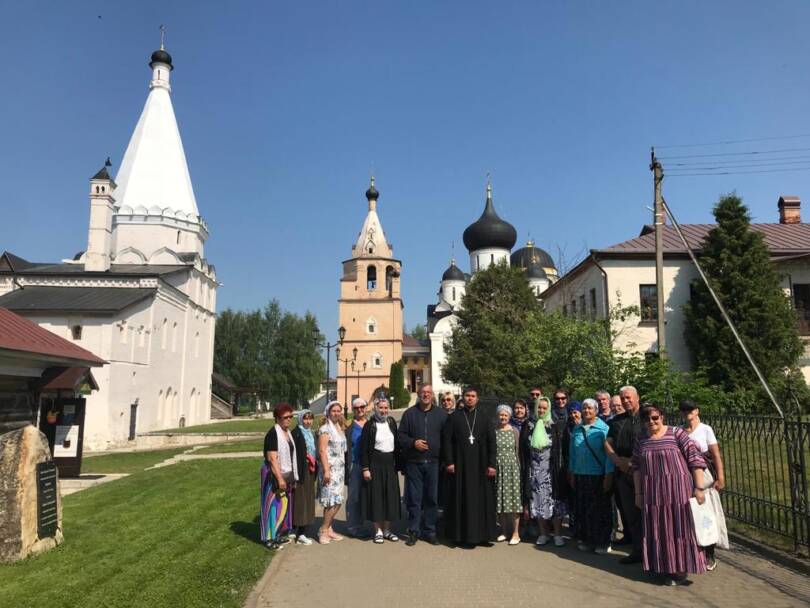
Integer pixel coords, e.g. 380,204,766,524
2,2,810,342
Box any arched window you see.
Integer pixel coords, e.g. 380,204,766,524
161,318,168,349
371,353,383,369
171,321,178,352
452,286,456,302
385,266,394,293
366,317,377,335
367,265,377,291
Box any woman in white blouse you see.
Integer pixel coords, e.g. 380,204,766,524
360,397,402,544
680,399,729,571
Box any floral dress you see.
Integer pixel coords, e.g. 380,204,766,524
318,427,346,507
495,428,522,514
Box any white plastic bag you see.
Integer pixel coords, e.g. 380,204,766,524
690,497,720,547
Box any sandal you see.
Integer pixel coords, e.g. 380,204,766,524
327,529,344,541
383,531,399,542
318,531,331,545
374,531,384,544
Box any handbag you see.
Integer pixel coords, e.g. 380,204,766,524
689,497,720,547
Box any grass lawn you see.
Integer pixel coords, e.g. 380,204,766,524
195,439,264,455
81,447,189,474
162,418,272,434
0,459,271,608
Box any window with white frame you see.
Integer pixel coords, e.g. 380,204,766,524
366,317,377,335
371,353,382,369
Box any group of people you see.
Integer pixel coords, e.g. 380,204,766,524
260,384,728,586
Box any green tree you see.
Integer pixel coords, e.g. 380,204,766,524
388,361,410,409
214,300,324,407
683,194,805,406
407,323,428,341
442,262,542,396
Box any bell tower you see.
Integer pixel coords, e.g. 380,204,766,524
337,179,404,406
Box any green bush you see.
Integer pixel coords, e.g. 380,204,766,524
389,361,410,409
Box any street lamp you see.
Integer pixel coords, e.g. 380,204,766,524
314,325,345,408
336,345,357,418
351,360,367,401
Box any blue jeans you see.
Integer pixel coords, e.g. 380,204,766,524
405,460,439,536
346,464,364,533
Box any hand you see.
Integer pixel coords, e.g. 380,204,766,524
362,470,371,481
694,488,706,505
635,493,643,510
446,464,455,474
619,458,631,474
487,466,496,478
715,478,725,491
323,471,331,485
277,477,287,492
414,439,429,452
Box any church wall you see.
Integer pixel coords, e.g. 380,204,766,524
113,220,205,262
468,248,509,273
429,314,460,396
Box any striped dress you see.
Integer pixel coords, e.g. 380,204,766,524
632,426,707,575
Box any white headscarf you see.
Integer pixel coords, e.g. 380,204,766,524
322,400,344,442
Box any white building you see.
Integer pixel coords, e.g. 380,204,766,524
541,196,810,382
425,184,558,395
0,42,217,450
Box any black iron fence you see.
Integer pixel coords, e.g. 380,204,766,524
699,412,810,555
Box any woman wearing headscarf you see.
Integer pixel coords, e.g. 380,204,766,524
261,403,298,549
291,409,317,545
633,403,707,585
495,404,522,545
317,401,347,544
520,397,568,547
360,397,401,544
568,398,614,554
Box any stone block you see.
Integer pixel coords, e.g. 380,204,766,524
0,425,63,563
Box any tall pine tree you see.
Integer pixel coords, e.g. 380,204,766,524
683,194,803,398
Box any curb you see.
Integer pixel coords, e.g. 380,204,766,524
243,544,291,608
727,531,810,576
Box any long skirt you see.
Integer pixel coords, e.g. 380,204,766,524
361,451,401,523
572,474,612,547
293,465,316,527
260,464,293,542
528,447,568,520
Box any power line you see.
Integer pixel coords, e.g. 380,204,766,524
668,159,810,170
655,133,810,149
667,166,810,177
669,155,810,167
658,146,810,160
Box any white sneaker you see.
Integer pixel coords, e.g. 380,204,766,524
296,534,313,545
554,535,566,547
536,534,550,546
595,545,612,555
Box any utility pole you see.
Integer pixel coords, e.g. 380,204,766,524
651,148,667,359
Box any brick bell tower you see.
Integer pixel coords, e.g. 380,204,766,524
337,178,403,407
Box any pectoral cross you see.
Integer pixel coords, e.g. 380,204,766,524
469,435,475,445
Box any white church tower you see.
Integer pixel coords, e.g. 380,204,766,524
111,35,209,265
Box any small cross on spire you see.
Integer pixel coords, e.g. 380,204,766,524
159,24,166,50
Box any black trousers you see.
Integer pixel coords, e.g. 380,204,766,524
615,471,642,556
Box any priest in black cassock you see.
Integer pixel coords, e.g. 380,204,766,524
441,386,497,545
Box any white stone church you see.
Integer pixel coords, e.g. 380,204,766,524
0,42,217,450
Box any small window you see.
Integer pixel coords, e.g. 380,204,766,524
367,322,376,334
590,288,598,318
176,230,181,244
372,354,382,368
452,286,456,301
639,284,657,321
562,305,568,317
571,299,577,317
161,318,168,349
71,325,82,340
579,295,586,318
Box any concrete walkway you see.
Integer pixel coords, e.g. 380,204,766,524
248,509,810,608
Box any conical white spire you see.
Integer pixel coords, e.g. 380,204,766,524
114,43,199,218
353,177,392,258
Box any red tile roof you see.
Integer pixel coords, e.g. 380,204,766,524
0,307,105,365
598,223,810,256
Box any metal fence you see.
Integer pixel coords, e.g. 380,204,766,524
700,412,810,555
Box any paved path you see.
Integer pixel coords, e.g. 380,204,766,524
249,509,810,608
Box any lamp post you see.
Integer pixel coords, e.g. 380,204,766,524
314,325,345,407
336,345,357,418
351,360,367,402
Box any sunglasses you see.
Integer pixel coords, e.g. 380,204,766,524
554,396,567,401
642,414,661,422
530,393,541,397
